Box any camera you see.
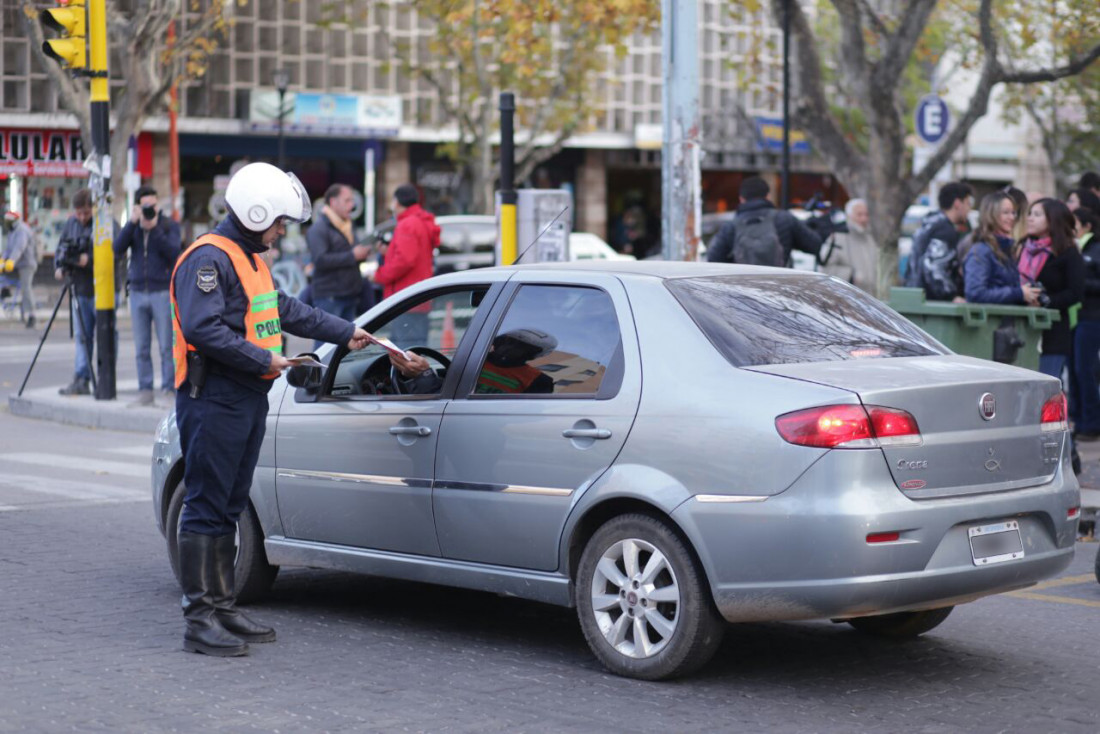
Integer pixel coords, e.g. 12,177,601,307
56,235,92,271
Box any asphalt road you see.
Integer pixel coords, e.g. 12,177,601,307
1,313,1099,733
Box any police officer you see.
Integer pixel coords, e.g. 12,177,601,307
171,162,371,657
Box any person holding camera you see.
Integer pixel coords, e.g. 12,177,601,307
115,186,182,405
54,188,117,396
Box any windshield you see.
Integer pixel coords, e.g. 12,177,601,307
666,274,947,367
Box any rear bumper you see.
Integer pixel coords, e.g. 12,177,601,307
672,448,1079,623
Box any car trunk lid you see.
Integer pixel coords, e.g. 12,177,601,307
749,355,1065,498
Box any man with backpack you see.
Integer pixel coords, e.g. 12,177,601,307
706,177,822,267
904,182,973,301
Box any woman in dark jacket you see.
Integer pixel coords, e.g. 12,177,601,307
963,191,1040,305
1016,198,1085,380
1072,206,1100,437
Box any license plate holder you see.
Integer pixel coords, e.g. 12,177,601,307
968,520,1024,566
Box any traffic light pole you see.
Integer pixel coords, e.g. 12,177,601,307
88,0,115,400
498,93,517,265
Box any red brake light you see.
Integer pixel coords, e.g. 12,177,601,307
776,404,921,449
866,531,901,544
1041,392,1068,432
868,407,921,446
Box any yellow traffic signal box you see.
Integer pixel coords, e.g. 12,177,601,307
40,0,87,70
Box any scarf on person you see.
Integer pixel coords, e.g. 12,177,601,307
1018,236,1052,285
323,205,354,245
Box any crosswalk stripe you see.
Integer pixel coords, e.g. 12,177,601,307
0,473,146,501
104,446,155,459
0,453,149,479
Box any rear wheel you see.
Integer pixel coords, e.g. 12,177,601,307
846,607,953,638
1094,544,1099,585
165,481,278,604
575,514,724,680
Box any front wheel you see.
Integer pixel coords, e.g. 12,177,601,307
575,514,724,680
165,481,278,604
846,607,953,638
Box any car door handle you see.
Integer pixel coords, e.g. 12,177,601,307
562,428,612,440
389,425,432,437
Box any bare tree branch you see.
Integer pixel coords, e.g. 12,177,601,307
872,0,937,88
853,0,888,38
1001,44,1100,84
828,0,872,101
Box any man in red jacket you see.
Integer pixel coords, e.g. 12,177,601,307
374,184,440,346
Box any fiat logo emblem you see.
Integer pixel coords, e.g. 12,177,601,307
979,393,996,421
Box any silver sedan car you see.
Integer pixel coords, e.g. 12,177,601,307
153,262,1079,680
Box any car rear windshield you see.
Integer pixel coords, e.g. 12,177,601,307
666,274,947,367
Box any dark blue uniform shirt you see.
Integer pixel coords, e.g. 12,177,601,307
174,217,355,394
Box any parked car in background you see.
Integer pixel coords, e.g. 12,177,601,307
569,232,636,261
153,262,1079,680
366,215,497,277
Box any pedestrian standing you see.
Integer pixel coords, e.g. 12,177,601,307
821,198,878,294
1016,198,1085,381
374,184,439,347
1072,206,1100,439
1067,188,1100,216
2,212,38,328
306,183,372,322
115,186,181,404
904,182,972,301
171,162,371,657
54,188,117,396
705,177,822,267
962,191,1040,306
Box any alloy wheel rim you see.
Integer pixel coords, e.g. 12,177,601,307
590,537,680,659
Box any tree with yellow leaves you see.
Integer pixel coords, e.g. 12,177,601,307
383,0,658,213
764,0,1100,297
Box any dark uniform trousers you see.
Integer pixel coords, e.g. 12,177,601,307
176,372,269,536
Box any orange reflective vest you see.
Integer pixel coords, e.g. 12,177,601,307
170,234,282,388
475,362,543,394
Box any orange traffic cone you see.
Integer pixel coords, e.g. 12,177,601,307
441,301,456,353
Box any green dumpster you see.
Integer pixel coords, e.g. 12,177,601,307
888,287,1059,371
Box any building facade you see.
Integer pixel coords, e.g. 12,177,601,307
1,0,830,254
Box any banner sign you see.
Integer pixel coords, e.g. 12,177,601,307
248,91,402,137
753,117,810,154
0,129,87,177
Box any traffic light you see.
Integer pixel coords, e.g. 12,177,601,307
40,0,87,70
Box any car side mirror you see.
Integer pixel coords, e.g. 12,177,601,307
286,352,324,391
287,364,322,390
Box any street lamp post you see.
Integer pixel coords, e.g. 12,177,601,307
273,68,290,170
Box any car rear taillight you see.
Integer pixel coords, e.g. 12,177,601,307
775,404,921,449
1041,392,1068,432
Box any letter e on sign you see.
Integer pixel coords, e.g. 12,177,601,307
916,95,950,145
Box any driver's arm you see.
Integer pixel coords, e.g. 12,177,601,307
389,351,444,394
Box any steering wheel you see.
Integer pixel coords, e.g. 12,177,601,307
390,346,452,394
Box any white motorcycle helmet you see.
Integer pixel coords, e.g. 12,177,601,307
224,162,312,232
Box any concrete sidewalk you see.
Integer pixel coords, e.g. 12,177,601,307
9,379,171,434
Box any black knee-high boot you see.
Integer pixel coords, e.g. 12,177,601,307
211,533,276,643
179,531,249,656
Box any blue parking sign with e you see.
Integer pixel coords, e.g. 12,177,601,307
916,95,949,144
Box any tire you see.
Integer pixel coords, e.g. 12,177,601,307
1094,544,1100,586
164,481,278,604
575,513,724,680
846,606,954,638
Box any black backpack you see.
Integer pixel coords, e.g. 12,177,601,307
732,209,784,266
919,237,960,300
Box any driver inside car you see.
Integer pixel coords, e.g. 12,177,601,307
389,328,557,395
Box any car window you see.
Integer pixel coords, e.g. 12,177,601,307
471,285,621,397
327,287,488,398
666,274,947,367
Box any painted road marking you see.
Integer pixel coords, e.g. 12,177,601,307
0,473,146,501
0,452,149,479
104,445,155,458
1005,591,1100,609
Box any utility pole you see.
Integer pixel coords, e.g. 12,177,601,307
661,0,701,262
498,93,518,265
41,0,116,399
781,0,791,209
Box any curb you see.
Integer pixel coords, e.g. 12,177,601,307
9,381,171,434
